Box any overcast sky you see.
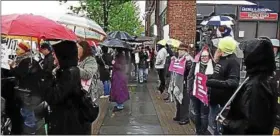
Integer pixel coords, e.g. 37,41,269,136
2,1,146,25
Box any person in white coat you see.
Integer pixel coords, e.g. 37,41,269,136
155,44,168,93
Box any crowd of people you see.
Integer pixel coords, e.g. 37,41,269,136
154,26,280,135
1,24,280,135
1,39,132,135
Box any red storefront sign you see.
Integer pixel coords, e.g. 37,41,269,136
239,6,278,21
240,12,278,21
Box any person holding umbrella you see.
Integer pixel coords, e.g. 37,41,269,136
8,42,46,135
96,46,113,97
39,42,55,78
110,48,129,112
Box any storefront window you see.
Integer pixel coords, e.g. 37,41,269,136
216,5,237,16
150,23,154,36
197,5,214,16
160,9,167,26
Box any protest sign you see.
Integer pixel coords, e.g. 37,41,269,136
81,78,92,93
1,36,18,70
168,57,186,75
193,73,209,105
1,36,37,70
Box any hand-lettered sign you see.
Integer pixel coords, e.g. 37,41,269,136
1,36,37,70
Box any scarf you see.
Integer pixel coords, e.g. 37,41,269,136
192,60,214,96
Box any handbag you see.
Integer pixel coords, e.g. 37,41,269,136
79,92,99,123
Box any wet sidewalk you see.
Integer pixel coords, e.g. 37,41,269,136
98,84,163,134
92,71,195,135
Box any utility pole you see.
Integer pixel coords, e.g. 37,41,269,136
155,0,161,41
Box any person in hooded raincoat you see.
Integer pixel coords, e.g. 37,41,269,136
41,41,90,134
220,38,278,135
110,48,129,112
187,48,214,135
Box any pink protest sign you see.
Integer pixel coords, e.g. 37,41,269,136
168,57,186,75
81,78,92,93
194,73,208,105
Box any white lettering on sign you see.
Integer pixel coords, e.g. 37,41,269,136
1,36,37,70
241,7,272,12
1,36,17,69
248,12,269,19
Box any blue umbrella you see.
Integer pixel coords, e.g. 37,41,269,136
201,16,234,26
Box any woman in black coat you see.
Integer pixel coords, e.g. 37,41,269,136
221,39,278,135
42,41,90,135
96,46,112,82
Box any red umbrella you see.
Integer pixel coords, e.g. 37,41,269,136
1,14,77,41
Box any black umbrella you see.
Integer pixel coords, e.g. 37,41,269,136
108,31,135,41
100,37,131,49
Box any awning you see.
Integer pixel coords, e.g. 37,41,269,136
197,0,256,6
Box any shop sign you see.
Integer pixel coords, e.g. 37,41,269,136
239,5,278,21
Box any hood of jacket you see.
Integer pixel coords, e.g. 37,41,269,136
52,40,78,69
243,39,276,76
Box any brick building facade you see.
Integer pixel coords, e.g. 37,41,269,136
145,0,197,46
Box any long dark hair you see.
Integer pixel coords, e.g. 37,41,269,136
78,41,94,61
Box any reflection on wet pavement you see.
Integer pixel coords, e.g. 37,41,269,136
99,126,163,135
98,84,164,134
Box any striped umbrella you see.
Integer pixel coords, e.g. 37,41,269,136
108,31,135,41
200,16,234,26
45,13,106,41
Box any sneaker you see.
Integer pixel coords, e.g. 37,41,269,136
100,95,109,98
113,106,123,112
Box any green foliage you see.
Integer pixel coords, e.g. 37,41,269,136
67,0,144,36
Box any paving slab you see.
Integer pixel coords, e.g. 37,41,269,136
99,125,163,135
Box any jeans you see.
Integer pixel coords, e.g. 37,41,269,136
192,96,209,134
144,68,148,79
139,68,148,83
103,81,111,96
209,105,222,135
20,108,37,134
